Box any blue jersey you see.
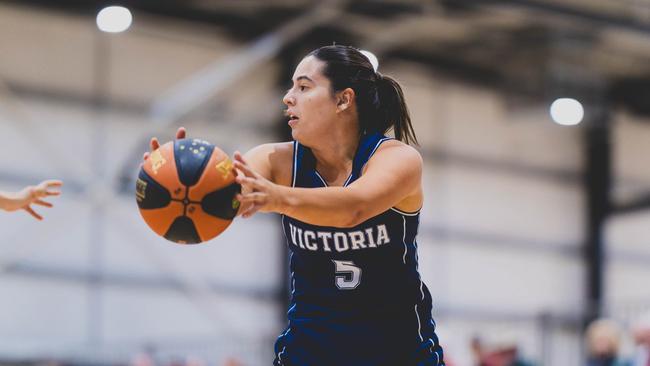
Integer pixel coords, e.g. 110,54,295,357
274,133,444,366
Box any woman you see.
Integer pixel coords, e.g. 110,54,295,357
0,180,62,220
147,45,444,365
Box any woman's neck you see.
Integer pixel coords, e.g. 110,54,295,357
310,124,360,185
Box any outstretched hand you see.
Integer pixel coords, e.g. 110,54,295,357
6,180,63,220
143,127,186,161
233,151,283,218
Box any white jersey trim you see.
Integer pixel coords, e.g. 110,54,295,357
402,216,408,264
415,304,424,342
277,345,287,365
390,207,421,216
342,171,354,187
314,170,328,187
291,141,298,188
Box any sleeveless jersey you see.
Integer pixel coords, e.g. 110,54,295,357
274,133,444,366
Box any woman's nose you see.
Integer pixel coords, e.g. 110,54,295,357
283,91,295,106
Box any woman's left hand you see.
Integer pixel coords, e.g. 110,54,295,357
233,151,283,218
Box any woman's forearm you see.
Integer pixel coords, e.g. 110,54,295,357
278,186,365,228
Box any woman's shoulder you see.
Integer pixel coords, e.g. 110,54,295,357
246,141,294,186
359,138,423,183
370,138,423,166
248,141,294,156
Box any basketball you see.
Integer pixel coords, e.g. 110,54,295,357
136,138,240,244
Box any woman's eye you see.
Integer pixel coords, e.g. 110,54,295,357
299,85,307,91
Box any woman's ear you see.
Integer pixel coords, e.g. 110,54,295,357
336,88,355,113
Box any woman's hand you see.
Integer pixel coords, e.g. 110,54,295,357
142,127,281,219
143,127,186,161
233,151,284,218
1,180,63,220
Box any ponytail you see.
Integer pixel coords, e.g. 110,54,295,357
375,73,418,145
309,45,419,145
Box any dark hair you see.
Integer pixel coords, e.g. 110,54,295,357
308,45,418,145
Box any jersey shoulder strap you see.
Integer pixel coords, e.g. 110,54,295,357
291,140,319,188
346,132,392,186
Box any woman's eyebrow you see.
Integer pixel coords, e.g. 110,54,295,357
295,75,314,83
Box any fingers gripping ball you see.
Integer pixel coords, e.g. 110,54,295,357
136,138,241,244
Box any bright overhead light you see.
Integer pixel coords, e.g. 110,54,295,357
550,98,584,126
96,6,132,33
360,49,379,72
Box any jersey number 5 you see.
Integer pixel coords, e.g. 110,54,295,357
332,260,361,290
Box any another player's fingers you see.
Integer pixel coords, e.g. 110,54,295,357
33,199,53,207
45,179,63,187
31,187,48,198
24,206,43,220
42,180,63,188
45,187,62,196
176,127,186,139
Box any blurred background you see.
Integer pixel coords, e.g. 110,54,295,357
1,0,650,365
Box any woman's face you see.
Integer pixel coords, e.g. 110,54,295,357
283,55,340,145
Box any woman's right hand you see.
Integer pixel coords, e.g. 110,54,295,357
143,127,186,161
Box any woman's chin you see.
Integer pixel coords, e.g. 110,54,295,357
292,129,323,147
290,128,300,141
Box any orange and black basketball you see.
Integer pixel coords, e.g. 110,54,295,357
136,138,240,244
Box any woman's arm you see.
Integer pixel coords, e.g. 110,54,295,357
0,180,63,220
236,142,292,216
240,142,293,185
234,141,422,227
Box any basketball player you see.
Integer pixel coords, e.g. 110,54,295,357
0,180,62,220
147,45,444,365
